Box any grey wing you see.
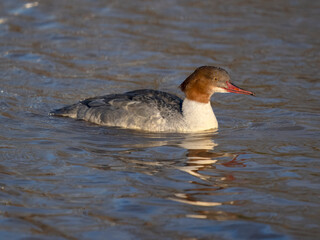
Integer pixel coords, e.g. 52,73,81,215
49,93,123,118
124,89,183,117
50,89,183,126
50,93,137,119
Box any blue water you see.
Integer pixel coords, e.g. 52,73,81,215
0,0,319,239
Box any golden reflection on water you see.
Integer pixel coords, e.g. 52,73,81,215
170,134,243,211
187,210,240,221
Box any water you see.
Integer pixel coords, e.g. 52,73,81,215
0,0,319,239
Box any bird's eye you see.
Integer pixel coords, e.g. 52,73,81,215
214,77,218,81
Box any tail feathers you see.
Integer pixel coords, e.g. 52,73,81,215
49,104,79,118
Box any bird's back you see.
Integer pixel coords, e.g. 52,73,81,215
50,89,184,131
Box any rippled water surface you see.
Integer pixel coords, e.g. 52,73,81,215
1,0,320,239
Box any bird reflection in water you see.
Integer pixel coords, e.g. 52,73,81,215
171,133,247,220
177,133,246,182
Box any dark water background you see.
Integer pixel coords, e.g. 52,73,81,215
0,0,319,239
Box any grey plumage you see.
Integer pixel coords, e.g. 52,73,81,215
50,89,183,130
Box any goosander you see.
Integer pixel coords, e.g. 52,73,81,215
50,66,254,132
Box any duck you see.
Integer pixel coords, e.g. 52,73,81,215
50,66,254,132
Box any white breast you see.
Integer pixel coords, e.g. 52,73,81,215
182,98,218,131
